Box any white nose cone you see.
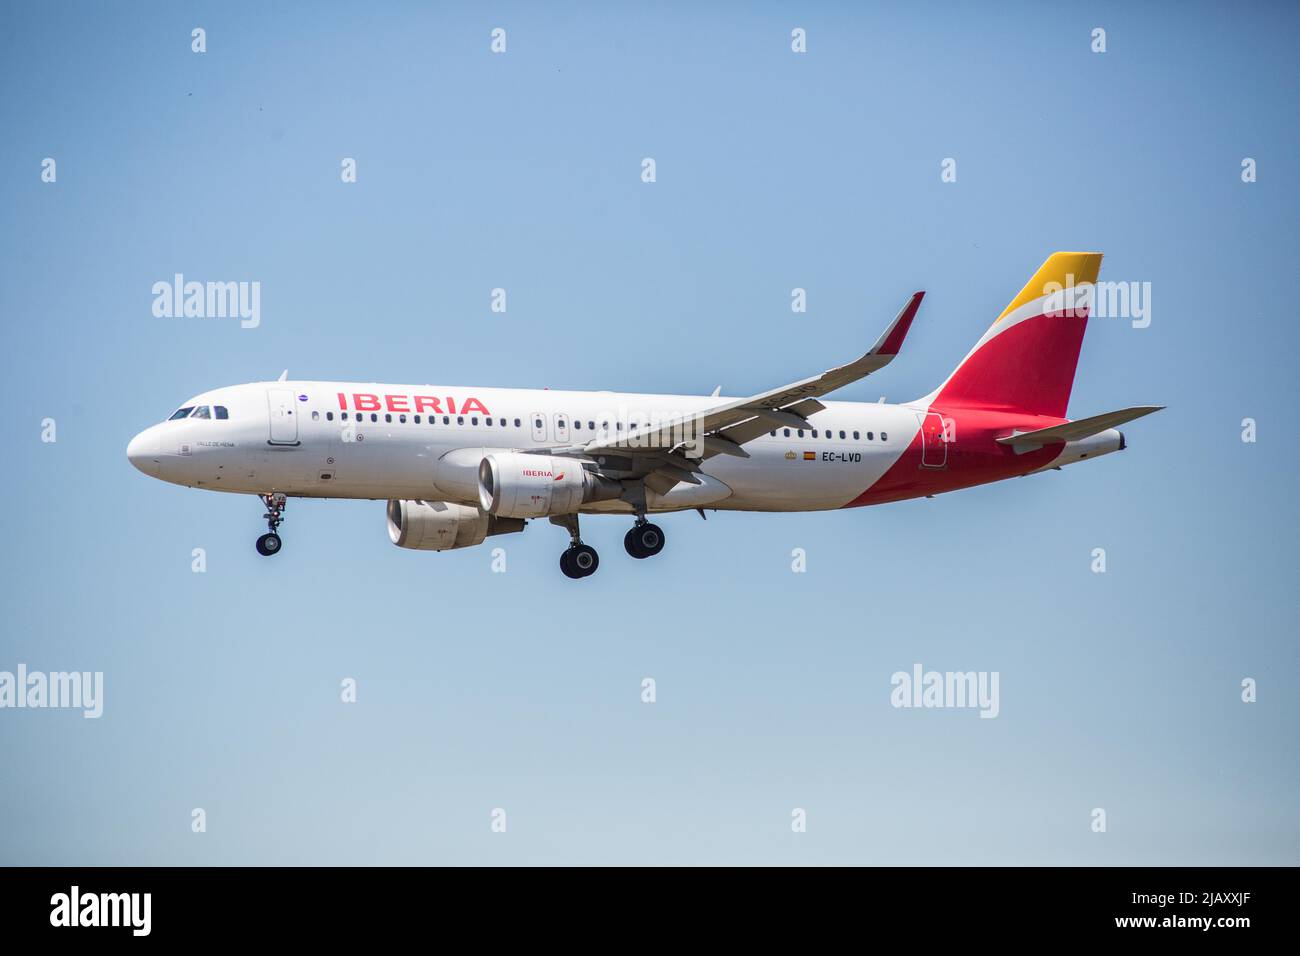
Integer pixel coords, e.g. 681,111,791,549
127,428,160,476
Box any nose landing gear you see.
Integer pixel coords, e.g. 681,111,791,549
255,493,286,556
624,518,665,559
550,513,599,579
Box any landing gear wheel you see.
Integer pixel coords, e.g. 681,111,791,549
551,513,598,578
561,544,599,578
256,493,287,557
624,522,665,559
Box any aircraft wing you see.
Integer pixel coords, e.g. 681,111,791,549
569,291,925,468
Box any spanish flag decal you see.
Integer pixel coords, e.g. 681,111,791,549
803,451,816,460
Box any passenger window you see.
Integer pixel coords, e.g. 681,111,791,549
486,417,493,426
784,428,791,437
588,421,594,431
399,414,407,423
413,415,420,424
443,416,450,425
853,430,859,440
575,420,582,430
190,406,211,420
867,432,874,440
457,416,464,425
881,432,888,441
371,413,378,422
797,429,804,438
500,419,506,427
385,414,392,423
215,406,229,420
341,412,349,421
471,417,478,426
514,418,521,427
769,430,775,437
311,411,320,421
839,430,846,439
326,412,334,421
812,429,818,438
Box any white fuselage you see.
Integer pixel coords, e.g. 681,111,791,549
126,380,929,513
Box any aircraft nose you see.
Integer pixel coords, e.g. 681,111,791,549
127,428,160,476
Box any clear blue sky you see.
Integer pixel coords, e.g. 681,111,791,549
2,1,1296,864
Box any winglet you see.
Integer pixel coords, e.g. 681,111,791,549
870,291,924,357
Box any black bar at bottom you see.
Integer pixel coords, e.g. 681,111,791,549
0,866,1284,941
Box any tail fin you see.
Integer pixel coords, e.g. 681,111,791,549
927,252,1103,417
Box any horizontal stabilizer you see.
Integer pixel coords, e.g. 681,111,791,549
996,406,1165,447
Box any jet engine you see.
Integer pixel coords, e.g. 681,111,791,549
478,453,622,519
386,499,524,551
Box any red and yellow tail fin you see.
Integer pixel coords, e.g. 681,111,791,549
930,252,1103,418
997,252,1102,322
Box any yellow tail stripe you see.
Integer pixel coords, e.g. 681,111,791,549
997,252,1104,321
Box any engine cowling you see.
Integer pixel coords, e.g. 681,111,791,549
478,453,622,518
386,499,524,551
432,447,514,501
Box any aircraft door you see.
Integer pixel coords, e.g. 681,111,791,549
919,411,947,468
268,389,300,444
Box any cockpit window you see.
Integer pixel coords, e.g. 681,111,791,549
168,406,195,420
190,406,212,420
214,406,229,420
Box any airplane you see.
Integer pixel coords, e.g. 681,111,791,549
127,252,1162,578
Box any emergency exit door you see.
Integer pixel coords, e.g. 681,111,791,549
530,412,547,443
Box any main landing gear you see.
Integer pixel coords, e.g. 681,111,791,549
624,518,666,559
255,492,286,556
551,514,598,579
550,513,668,578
